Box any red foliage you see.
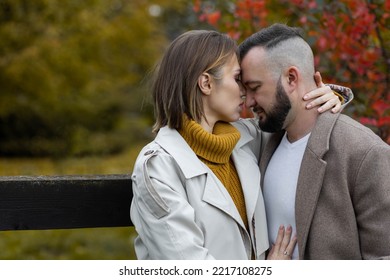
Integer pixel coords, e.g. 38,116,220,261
193,0,390,144
198,11,221,26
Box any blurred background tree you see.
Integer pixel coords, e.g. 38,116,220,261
194,0,390,144
0,0,201,157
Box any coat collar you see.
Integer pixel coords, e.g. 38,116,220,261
235,121,257,149
305,111,339,158
154,126,208,179
155,123,256,178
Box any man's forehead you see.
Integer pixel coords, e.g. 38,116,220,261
241,47,267,71
241,46,267,63
241,54,268,83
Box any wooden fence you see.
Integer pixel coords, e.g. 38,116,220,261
0,175,133,231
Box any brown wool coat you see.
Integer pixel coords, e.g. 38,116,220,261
260,111,390,260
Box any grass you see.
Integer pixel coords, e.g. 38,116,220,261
0,143,146,260
0,145,143,176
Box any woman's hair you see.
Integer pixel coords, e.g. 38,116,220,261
152,30,238,133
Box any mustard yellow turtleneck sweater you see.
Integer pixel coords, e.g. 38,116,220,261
179,117,248,229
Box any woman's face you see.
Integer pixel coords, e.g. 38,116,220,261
204,55,245,126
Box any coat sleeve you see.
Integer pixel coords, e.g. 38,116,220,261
353,142,390,259
327,84,354,108
130,149,215,260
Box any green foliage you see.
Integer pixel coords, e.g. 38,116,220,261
0,0,181,156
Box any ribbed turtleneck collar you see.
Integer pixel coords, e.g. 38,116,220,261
178,116,240,164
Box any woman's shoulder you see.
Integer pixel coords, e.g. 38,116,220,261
134,141,173,170
133,140,188,182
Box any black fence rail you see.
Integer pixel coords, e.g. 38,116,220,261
0,175,133,231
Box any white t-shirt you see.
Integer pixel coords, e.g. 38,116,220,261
263,132,310,259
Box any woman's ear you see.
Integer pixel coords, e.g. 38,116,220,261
198,73,212,95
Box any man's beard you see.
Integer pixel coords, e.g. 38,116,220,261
258,78,291,133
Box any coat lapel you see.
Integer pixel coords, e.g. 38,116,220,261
202,172,246,228
203,130,262,230
232,129,271,257
233,147,270,257
233,148,260,225
295,149,327,259
295,111,339,259
202,125,266,231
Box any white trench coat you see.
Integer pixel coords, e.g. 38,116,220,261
130,119,270,259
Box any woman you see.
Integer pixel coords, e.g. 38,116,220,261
130,30,350,260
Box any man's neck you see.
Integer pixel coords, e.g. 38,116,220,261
285,104,318,143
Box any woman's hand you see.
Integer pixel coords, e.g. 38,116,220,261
267,225,297,260
303,71,342,114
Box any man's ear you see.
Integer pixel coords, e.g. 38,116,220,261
282,66,299,95
287,66,299,87
198,73,212,95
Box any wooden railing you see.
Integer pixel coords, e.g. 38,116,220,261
0,175,133,231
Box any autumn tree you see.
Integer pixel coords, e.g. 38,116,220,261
0,0,189,156
194,0,390,144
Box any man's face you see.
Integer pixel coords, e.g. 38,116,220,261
241,47,291,132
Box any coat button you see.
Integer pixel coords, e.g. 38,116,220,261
144,150,155,156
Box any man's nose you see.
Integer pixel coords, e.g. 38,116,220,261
245,93,255,108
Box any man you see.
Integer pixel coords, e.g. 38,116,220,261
239,23,390,259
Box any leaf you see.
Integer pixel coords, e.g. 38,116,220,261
372,100,390,116
360,117,378,126
378,116,390,127
207,11,221,25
